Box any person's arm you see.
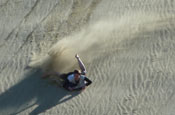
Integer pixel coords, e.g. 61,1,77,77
75,54,86,75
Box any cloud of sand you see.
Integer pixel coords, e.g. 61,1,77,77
29,12,174,73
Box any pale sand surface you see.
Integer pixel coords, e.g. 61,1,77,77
0,0,175,115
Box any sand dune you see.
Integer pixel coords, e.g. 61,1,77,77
0,0,175,115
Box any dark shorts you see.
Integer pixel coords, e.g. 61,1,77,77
59,73,77,89
59,74,68,80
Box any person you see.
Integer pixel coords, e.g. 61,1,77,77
42,54,92,91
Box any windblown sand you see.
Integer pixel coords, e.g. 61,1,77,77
0,0,175,115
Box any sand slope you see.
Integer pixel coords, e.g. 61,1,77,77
0,0,175,115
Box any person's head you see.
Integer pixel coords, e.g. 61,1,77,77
74,70,81,81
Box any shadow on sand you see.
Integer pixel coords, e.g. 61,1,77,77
0,69,80,115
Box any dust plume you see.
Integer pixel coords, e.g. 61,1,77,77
29,12,173,73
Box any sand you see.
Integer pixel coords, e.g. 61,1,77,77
0,0,175,115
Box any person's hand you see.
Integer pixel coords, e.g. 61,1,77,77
75,54,79,59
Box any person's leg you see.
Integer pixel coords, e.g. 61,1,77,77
75,54,87,74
